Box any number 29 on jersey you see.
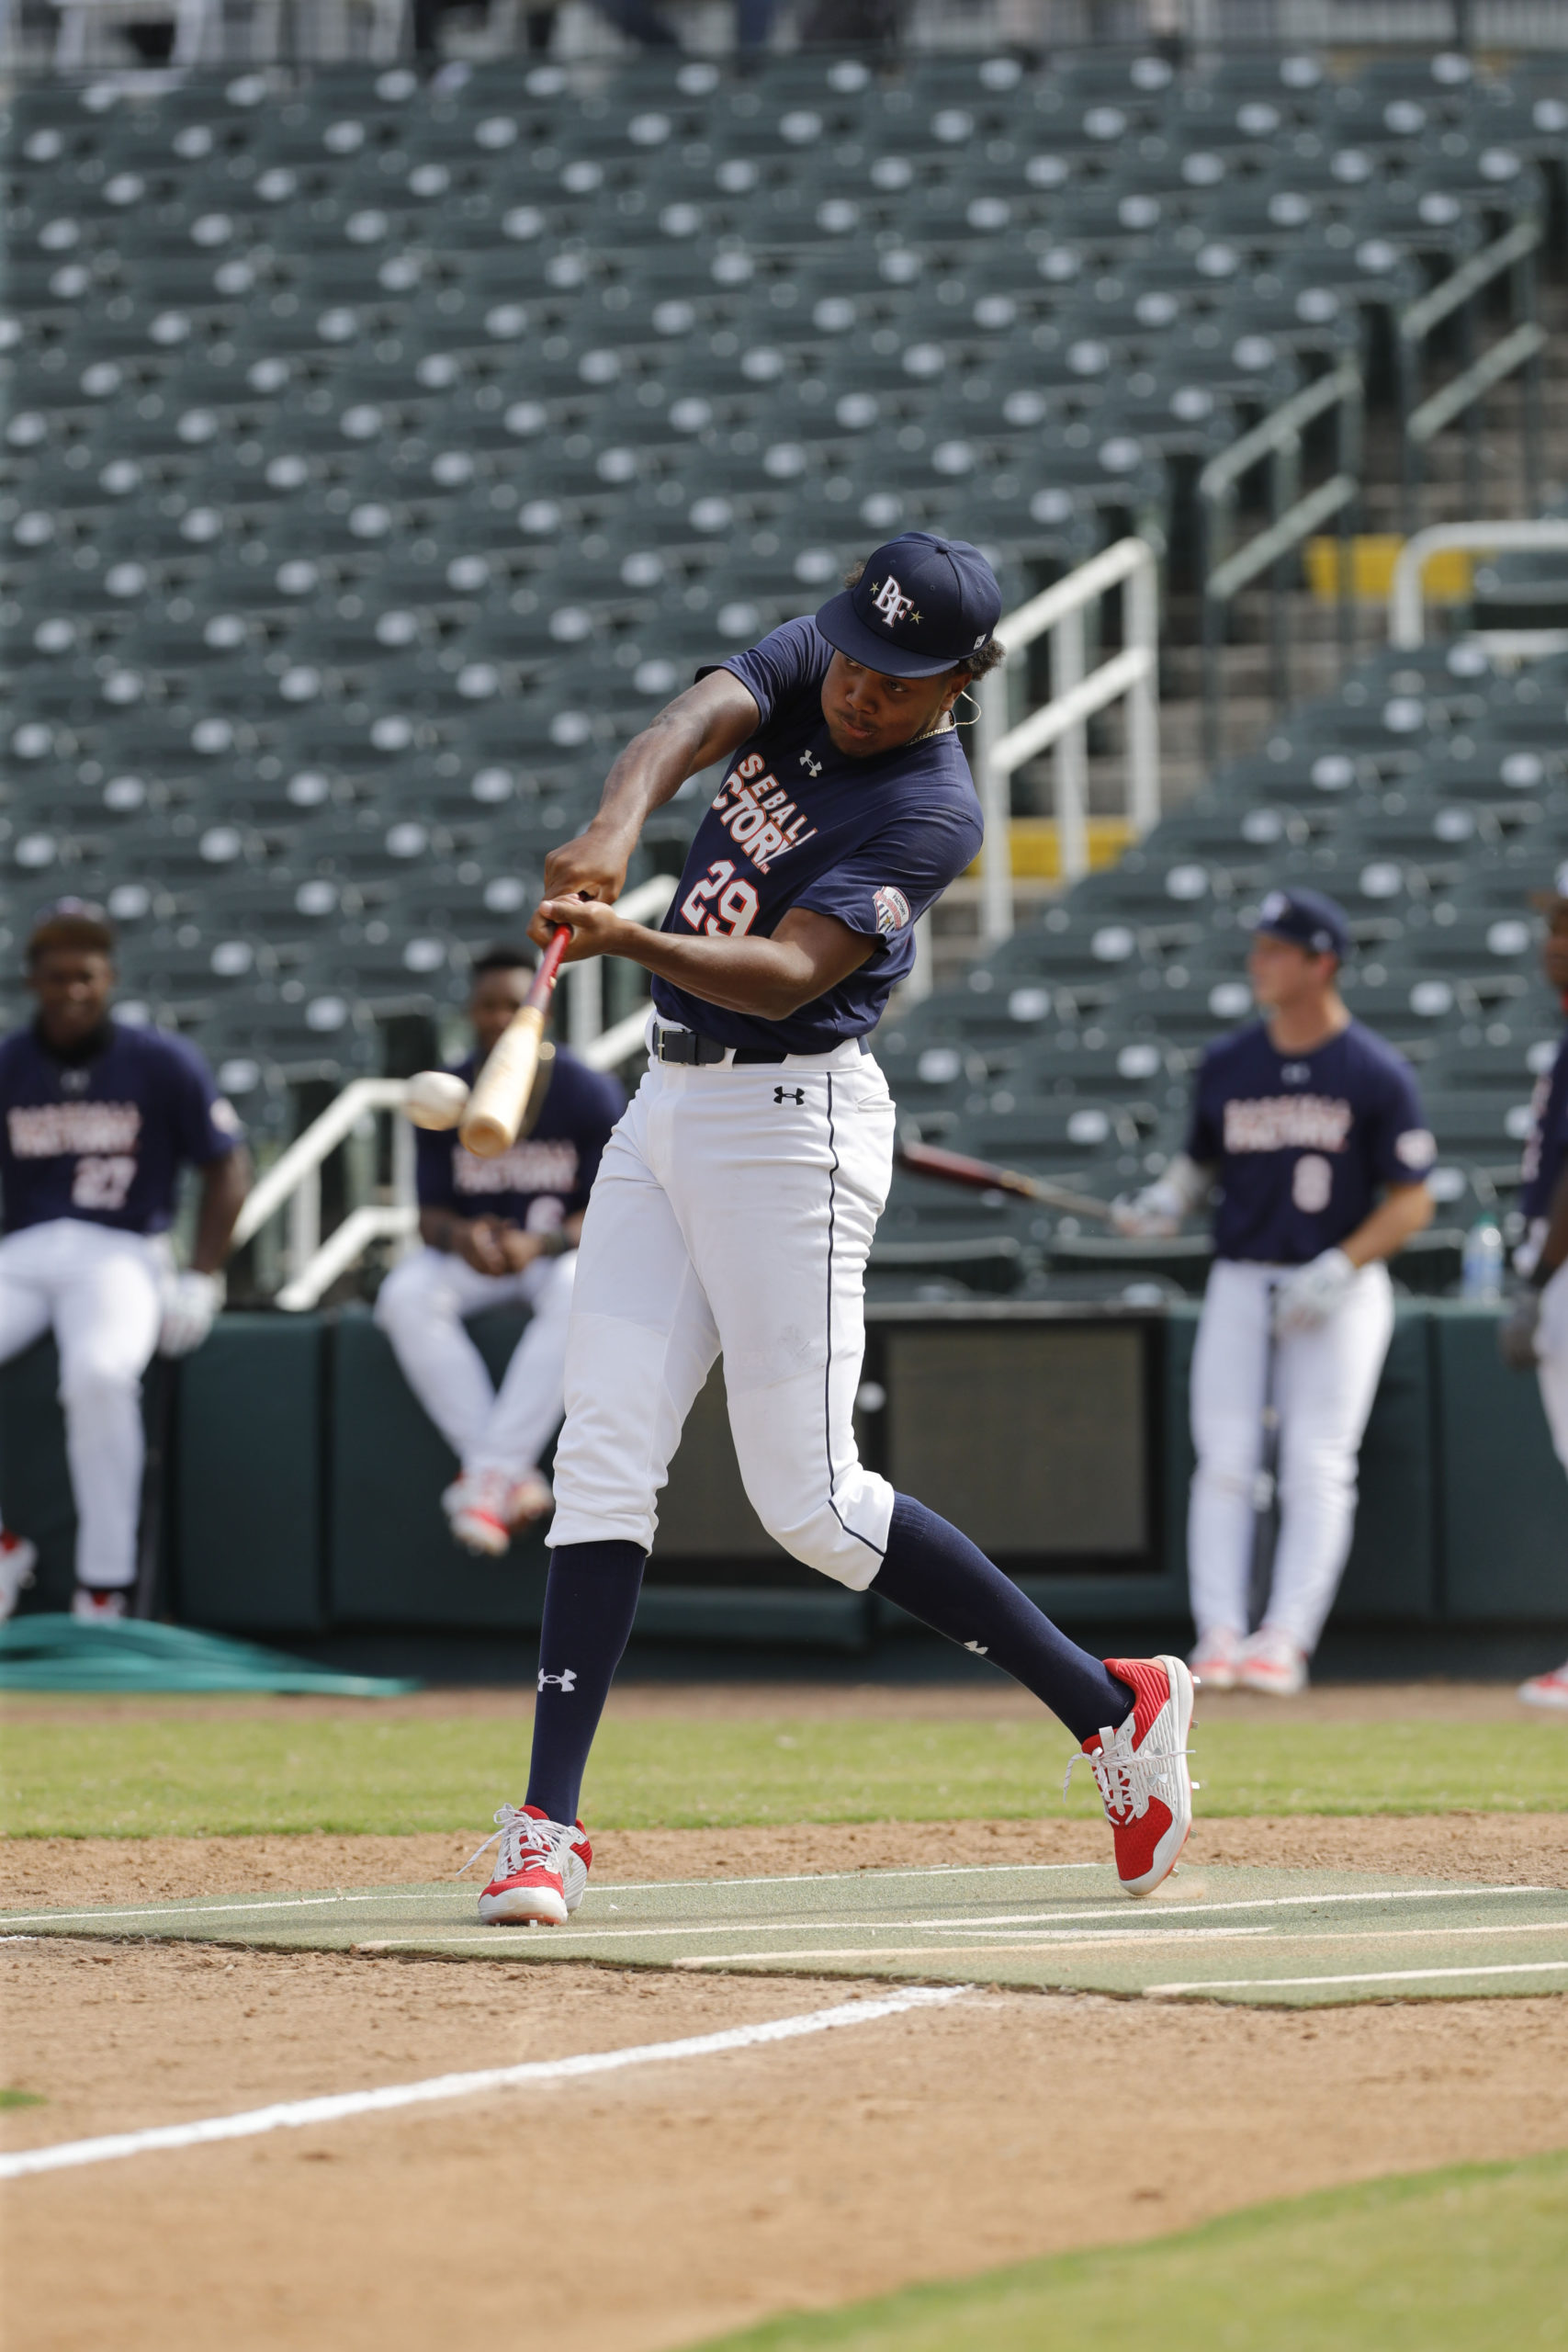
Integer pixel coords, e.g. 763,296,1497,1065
680,860,760,938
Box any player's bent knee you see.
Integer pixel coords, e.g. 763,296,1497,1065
59,1362,142,1413
756,1502,882,1589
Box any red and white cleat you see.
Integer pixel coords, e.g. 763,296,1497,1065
446,1468,515,1557
71,1586,127,1623
0,1531,37,1623
507,1471,554,1532
1068,1655,1195,1898
1518,1660,1568,1713
465,1803,592,1927
1235,1626,1308,1697
1190,1626,1244,1692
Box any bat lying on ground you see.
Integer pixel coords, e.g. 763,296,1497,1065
401,925,571,1157
895,1136,1116,1225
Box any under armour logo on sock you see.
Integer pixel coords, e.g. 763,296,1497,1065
537,1668,577,1692
774,1086,806,1105
964,1641,989,1655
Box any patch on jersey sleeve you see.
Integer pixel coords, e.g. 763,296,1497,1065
1395,1126,1438,1170
874,886,911,937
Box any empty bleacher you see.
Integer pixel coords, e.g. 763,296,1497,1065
1,40,1565,1295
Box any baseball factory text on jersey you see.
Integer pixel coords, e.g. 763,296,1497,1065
415,1046,623,1231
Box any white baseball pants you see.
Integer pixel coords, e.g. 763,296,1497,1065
0,1217,164,1590
1533,1261,1568,1471
548,1042,897,1587
375,1245,576,1479
1188,1255,1395,1654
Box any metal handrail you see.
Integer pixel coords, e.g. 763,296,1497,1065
1389,520,1568,648
970,537,1160,938
1199,357,1363,770
1395,218,1544,532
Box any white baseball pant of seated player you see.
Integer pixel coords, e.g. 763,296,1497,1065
374,1245,577,1485
1188,1254,1395,1655
547,1040,895,1584
0,1218,164,1592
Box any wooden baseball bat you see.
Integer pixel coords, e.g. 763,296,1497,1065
896,1136,1116,1225
458,925,572,1159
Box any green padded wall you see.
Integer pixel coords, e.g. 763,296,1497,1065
1432,1304,1568,1620
176,1313,326,1634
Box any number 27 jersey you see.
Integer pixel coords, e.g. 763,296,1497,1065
652,616,984,1057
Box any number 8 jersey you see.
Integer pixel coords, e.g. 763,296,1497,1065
1186,1017,1436,1265
652,616,984,1057
0,1019,243,1236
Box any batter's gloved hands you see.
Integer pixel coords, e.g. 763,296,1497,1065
1274,1248,1356,1334
1498,1292,1542,1372
1111,1178,1187,1239
159,1270,223,1358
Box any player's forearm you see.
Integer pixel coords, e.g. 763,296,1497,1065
585,682,760,852
190,1148,251,1274
602,922,828,1020
1340,1182,1433,1268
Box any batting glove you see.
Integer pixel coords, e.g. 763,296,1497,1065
1111,1178,1187,1239
1274,1248,1356,1334
159,1270,224,1358
1498,1292,1542,1372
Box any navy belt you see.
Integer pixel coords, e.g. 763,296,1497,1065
652,1025,870,1068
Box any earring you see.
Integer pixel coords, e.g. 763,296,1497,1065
953,686,983,728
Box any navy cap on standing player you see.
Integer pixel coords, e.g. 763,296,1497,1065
814,531,1002,678
1253,887,1350,963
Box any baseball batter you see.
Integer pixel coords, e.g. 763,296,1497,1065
376,948,623,1557
0,904,249,1623
1116,888,1435,1695
463,532,1197,1927
1499,887,1568,1711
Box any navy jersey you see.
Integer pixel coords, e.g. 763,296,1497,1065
652,617,985,1055
416,1046,622,1232
1519,1026,1568,1219
1187,1019,1435,1263
0,1020,241,1237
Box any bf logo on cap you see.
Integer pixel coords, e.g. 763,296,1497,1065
870,574,919,628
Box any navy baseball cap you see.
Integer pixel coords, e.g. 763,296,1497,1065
814,532,1003,680
1254,886,1349,961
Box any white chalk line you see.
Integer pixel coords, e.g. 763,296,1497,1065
673,1917,1568,1969
0,1984,967,2183
1146,1960,1568,1996
0,1861,1107,1934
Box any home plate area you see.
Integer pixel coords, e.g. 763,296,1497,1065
10,1861,1568,2007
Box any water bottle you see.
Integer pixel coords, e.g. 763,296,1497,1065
1461,1215,1505,1304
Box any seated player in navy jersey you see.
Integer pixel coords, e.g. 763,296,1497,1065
0,903,250,1623
375,947,624,1559
1116,888,1435,1694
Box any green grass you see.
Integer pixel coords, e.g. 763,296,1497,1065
0,2089,43,2109
691,2152,1568,2352
3,1710,1565,1838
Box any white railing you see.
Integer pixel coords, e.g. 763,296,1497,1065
1389,520,1568,650
235,874,675,1311
970,537,1160,944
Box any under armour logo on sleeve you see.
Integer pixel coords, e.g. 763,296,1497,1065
537,1668,577,1692
774,1086,806,1105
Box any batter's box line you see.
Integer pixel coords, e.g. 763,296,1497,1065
1145,1959,1568,1998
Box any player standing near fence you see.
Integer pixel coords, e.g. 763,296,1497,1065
460,531,1198,1927
1115,888,1435,1695
376,947,623,1557
1498,887,1568,1711
0,904,250,1623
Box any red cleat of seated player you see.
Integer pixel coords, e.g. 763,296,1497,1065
1068,1654,1195,1897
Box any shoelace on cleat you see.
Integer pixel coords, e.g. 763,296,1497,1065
458,1803,576,1883
1064,1719,1190,1821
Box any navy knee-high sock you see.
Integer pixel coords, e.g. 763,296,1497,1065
525,1541,645,1826
874,1495,1134,1745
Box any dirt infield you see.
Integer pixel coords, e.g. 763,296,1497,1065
4,1681,1565,2352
